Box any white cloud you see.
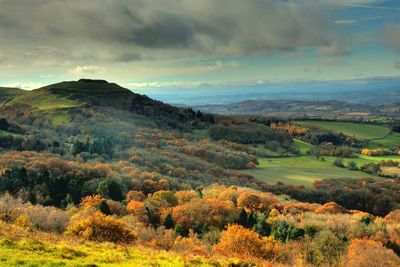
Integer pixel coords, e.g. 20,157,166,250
0,82,45,90
68,65,106,76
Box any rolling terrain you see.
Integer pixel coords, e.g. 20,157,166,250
0,80,399,266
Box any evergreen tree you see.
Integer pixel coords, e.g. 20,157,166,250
247,211,257,228
175,224,188,236
98,200,111,215
254,212,271,237
163,213,175,229
108,180,123,201
97,180,109,198
238,208,248,227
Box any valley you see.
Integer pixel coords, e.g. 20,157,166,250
0,80,399,266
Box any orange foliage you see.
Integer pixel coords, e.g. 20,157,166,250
66,211,136,243
385,209,400,223
125,190,146,202
271,123,308,135
127,201,145,214
214,224,277,260
174,190,198,204
172,197,238,229
237,192,270,212
283,202,320,214
315,202,350,214
80,195,103,209
347,239,400,267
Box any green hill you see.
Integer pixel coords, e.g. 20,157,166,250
0,87,25,104
1,79,212,128
4,79,139,111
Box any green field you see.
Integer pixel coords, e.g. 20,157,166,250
295,120,390,139
293,139,313,154
295,120,400,148
245,156,380,186
325,155,400,166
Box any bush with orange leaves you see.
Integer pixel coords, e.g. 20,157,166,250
172,197,238,230
66,211,136,243
127,200,148,223
385,209,400,223
214,224,277,260
125,190,146,202
315,202,350,214
237,192,270,212
174,190,198,204
80,195,103,209
347,239,400,267
283,202,320,214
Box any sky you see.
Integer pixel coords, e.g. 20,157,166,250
0,0,400,92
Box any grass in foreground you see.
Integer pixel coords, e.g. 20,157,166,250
0,223,231,267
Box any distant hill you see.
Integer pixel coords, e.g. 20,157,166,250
194,99,375,119
0,79,213,128
0,87,25,104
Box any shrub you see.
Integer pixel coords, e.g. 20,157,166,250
172,197,238,230
214,224,276,260
347,239,400,267
315,202,350,214
66,211,136,243
333,158,344,168
237,192,269,212
126,201,148,223
310,230,345,266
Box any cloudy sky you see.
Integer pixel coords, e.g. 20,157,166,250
0,0,399,90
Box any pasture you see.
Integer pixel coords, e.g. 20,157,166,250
245,156,380,186
295,120,400,148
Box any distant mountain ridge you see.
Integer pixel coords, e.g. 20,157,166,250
194,99,400,120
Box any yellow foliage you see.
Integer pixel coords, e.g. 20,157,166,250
15,214,31,229
79,195,103,209
214,224,277,260
66,211,136,243
237,192,269,212
347,239,400,267
315,202,349,214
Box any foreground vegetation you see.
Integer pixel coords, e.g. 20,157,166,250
0,184,399,266
0,81,399,265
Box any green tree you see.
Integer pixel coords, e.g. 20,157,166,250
254,212,271,237
98,200,111,215
97,180,109,198
163,213,175,229
175,224,189,236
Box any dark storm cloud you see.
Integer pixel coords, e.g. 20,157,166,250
0,0,343,62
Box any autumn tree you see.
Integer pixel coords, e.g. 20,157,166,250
67,211,136,243
347,239,400,267
214,224,276,260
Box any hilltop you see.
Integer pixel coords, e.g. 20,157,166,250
1,79,213,128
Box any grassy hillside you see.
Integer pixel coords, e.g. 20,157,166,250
0,87,25,104
3,80,132,111
0,223,230,267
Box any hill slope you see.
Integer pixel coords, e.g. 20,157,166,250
0,87,25,104
1,79,212,128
